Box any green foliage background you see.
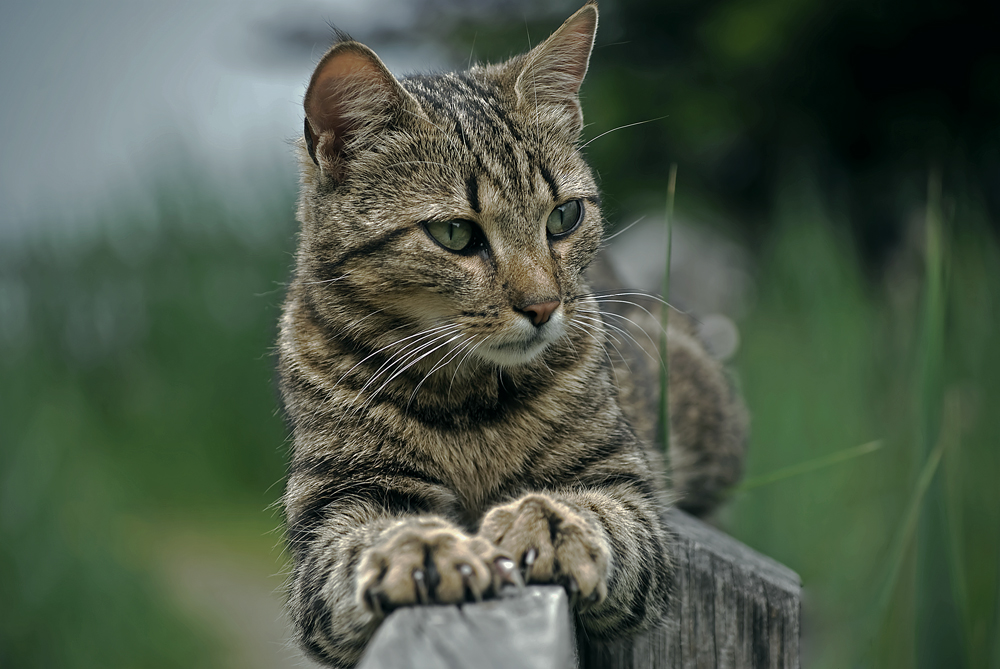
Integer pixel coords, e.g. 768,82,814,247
2,1,999,667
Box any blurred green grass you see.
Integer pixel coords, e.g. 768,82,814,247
1,167,998,667
0,176,298,668
725,178,1000,667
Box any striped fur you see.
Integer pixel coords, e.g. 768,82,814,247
279,3,744,666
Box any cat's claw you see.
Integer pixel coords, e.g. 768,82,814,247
567,577,601,611
358,523,504,611
493,556,524,595
566,576,581,608
459,563,483,602
413,569,430,604
365,587,386,619
523,547,538,582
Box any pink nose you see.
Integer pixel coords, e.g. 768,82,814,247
518,300,560,326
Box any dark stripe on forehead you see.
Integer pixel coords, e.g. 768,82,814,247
538,162,560,201
405,72,544,202
453,73,524,145
461,102,504,143
490,100,522,143
404,75,453,115
455,119,472,151
466,175,481,213
454,118,488,173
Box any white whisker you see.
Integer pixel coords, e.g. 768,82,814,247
576,312,659,374
339,327,462,430
587,290,694,320
336,323,452,390
566,320,621,390
449,335,490,400
361,332,464,411
589,298,667,334
302,272,353,286
346,326,459,412
408,333,480,408
574,313,625,347
467,31,477,70
602,216,646,242
579,116,668,150
524,19,541,138
578,308,664,365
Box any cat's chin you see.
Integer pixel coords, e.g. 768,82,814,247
473,320,564,368
474,340,551,368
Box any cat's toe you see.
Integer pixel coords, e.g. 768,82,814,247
479,494,609,607
357,523,503,614
357,540,425,613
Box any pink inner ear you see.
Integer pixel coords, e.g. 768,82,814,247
305,48,390,137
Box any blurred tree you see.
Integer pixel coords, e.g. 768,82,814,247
273,0,999,267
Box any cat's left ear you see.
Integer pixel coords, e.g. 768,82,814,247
515,2,598,138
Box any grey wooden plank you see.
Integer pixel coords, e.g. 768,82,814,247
357,585,577,669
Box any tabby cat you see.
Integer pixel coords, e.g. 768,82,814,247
278,3,746,666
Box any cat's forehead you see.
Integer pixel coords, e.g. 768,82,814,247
402,71,517,135
395,70,591,219
401,71,540,164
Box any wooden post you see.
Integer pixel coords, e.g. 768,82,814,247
358,509,801,669
581,509,801,669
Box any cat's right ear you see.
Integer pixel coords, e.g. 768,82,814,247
303,41,421,180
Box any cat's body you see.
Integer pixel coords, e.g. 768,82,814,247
278,4,746,666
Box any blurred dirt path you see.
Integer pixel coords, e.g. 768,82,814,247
156,529,323,669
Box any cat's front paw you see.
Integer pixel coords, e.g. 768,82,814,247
478,494,609,609
357,520,515,617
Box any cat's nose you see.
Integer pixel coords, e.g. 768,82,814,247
517,300,560,326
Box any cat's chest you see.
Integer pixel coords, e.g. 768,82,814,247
403,416,553,519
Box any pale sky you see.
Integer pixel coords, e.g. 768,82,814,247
0,0,447,245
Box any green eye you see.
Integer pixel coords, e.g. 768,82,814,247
546,200,583,237
424,219,475,251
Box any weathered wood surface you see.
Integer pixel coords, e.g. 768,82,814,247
358,586,576,669
581,509,801,669
359,509,801,669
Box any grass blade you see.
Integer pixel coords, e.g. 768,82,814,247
877,429,947,614
736,440,883,492
659,163,677,459
941,391,972,661
913,167,965,666
878,167,952,632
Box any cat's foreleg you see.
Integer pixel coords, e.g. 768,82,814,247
288,502,516,667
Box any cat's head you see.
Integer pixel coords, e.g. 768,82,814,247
296,3,603,369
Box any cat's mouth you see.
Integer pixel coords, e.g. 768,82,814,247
475,317,564,367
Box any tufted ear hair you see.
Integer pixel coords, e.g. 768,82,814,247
303,40,423,181
514,2,598,138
